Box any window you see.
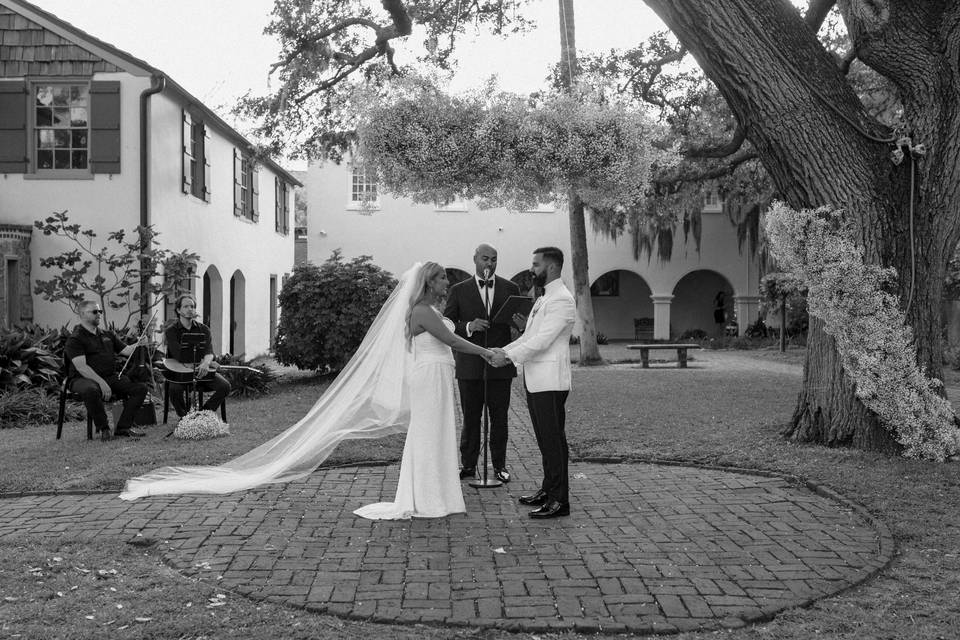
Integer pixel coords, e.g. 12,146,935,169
275,178,290,235
34,83,88,172
435,197,468,212
1,79,119,175
521,202,557,213
233,149,259,221
182,110,210,201
349,165,378,207
704,190,723,213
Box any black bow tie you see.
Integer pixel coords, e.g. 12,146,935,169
479,279,494,288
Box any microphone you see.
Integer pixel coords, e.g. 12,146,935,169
483,267,491,280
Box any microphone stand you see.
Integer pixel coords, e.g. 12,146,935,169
470,268,502,489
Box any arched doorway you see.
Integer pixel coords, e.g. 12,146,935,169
671,270,734,338
510,270,535,297
590,270,653,340
445,267,471,285
202,265,223,354
229,270,246,356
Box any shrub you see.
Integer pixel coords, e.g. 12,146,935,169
214,354,279,398
596,333,608,345
0,328,62,392
0,387,78,427
274,251,396,372
679,328,708,341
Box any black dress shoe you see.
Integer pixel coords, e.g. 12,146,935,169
459,467,475,479
114,427,145,438
494,468,511,483
518,489,548,506
529,500,570,519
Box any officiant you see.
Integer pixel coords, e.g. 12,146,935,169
444,244,522,483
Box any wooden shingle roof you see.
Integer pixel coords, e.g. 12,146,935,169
0,6,121,76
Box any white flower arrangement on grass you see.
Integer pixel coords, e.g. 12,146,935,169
765,202,960,461
174,409,230,440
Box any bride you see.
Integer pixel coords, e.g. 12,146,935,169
120,262,495,520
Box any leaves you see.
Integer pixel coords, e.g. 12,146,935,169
31,212,200,328
274,252,396,372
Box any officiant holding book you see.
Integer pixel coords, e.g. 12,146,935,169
444,243,524,483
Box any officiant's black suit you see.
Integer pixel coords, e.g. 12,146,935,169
444,275,520,471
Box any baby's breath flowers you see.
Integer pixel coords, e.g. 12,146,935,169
174,409,230,440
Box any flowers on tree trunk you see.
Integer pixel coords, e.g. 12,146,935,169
174,409,230,440
765,202,960,461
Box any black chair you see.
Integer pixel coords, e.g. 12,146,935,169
56,376,95,440
161,378,227,424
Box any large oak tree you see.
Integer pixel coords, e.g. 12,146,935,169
245,0,960,455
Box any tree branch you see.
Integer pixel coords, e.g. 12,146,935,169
653,149,758,188
682,123,747,158
805,0,836,33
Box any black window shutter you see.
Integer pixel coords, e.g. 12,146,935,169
233,148,243,217
90,81,121,174
202,124,211,202
274,177,281,232
0,81,29,173
181,110,193,194
251,165,260,222
283,183,290,234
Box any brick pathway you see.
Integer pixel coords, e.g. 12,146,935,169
0,393,893,635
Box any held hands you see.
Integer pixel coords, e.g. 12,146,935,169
489,348,510,368
511,313,527,331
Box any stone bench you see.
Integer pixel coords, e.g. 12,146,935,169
626,343,702,368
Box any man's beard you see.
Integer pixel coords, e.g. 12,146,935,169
532,271,547,287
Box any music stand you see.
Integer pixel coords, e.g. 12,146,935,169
178,332,207,412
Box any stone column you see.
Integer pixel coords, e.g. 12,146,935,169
733,295,761,336
0,224,33,327
651,294,673,341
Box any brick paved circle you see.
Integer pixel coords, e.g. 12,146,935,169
0,459,891,635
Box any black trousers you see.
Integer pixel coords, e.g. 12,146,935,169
458,378,512,469
526,389,570,505
70,375,148,433
168,373,231,418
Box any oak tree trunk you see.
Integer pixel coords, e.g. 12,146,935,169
644,0,960,452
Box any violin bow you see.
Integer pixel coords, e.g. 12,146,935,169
118,308,159,378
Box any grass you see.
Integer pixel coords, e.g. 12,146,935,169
2,345,960,639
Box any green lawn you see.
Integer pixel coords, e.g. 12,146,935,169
2,346,959,639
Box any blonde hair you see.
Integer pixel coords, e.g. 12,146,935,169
405,262,445,344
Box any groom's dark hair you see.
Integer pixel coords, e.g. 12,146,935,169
534,246,564,269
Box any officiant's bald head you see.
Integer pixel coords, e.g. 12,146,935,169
474,243,498,277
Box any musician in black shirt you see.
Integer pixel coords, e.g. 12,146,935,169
164,294,231,418
63,301,149,440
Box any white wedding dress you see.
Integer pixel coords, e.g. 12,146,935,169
354,313,466,519
119,263,466,516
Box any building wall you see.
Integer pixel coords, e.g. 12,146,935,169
0,71,144,330
147,92,294,357
0,71,294,355
307,160,760,339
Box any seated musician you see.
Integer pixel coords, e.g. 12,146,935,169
164,294,231,418
64,300,149,440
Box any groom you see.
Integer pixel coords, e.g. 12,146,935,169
493,247,576,518
444,243,520,483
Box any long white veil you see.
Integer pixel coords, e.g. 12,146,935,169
120,263,423,500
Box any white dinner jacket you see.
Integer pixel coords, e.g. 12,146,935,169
503,278,576,392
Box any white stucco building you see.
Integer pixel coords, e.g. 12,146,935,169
307,160,761,341
0,0,300,357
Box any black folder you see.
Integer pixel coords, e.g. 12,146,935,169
491,295,533,325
